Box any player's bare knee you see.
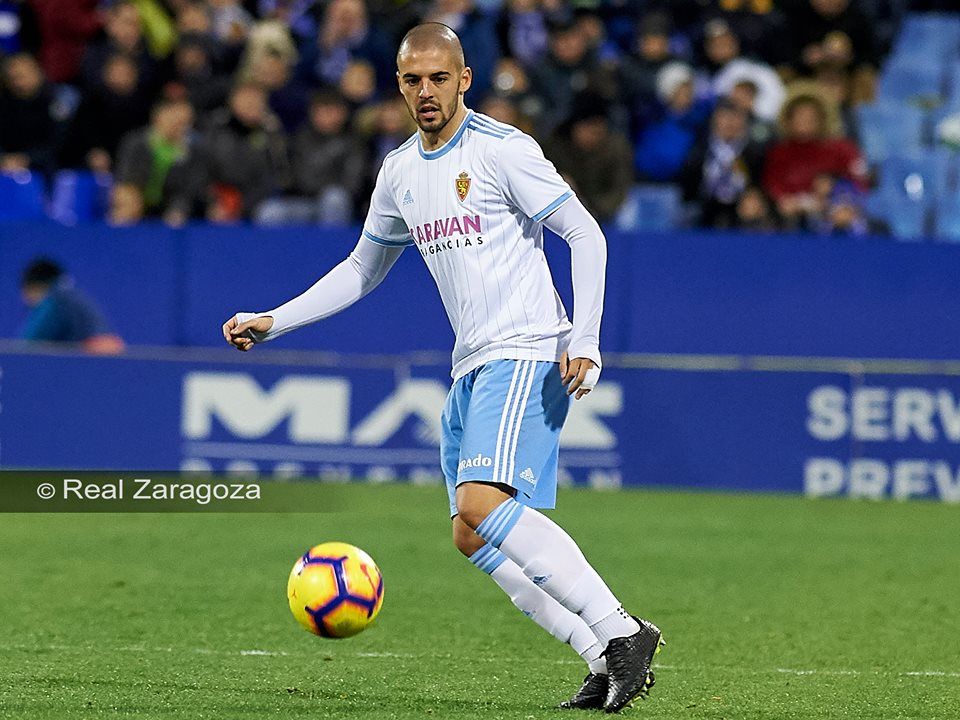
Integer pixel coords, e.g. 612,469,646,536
456,501,486,530
455,482,509,530
452,517,485,556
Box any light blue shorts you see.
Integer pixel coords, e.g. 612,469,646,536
440,359,570,518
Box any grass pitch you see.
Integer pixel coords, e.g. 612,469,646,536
1,484,958,719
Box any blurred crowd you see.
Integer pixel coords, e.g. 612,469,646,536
0,0,952,234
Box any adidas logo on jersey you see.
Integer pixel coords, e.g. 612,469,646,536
519,467,536,483
402,189,414,206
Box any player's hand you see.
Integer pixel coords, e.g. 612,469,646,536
560,352,600,400
222,314,274,351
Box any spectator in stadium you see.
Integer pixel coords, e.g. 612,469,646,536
762,92,868,229
487,57,538,124
545,93,632,223
734,185,777,232
64,53,153,173
705,19,785,125
0,52,66,174
257,0,321,43
208,0,253,47
169,34,231,114
680,98,766,229
498,0,551,69
725,78,775,144
810,176,884,236
480,94,529,133
812,66,858,138
257,89,366,225
202,81,289,222
424,0,500,100
296,0,394,94
339,58,376,111
244,46,309,133
618,11,676,134
528,16,607,136
785,0,880,72
698,18,740,78
634,61,713,182
80,1,160,93
574,8,621,66
110,97,205,227
699,0,784,63
19,258,125,354
27,0,101,84
360,96,414,179
781,0,878,102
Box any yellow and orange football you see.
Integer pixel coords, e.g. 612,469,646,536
287,542,384,638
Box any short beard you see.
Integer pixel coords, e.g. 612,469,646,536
413,98,456,134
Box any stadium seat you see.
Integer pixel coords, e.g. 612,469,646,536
0,171,46,221
48,171,112,225
945,61,960,108
884,195,929,241
934,197,960,241
614,184,681,233
892,13,960,63
856,104,925,165
878,62,944,105
879,152,954,201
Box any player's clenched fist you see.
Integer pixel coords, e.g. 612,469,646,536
222,313,274,351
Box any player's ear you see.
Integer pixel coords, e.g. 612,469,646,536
459,66,472,95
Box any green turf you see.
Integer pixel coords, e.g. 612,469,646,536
1,484,958,719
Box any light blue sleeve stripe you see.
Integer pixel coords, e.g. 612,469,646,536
531,191,574,222
468,123,509,140
468,118,510,136
362,229,413,247
472,114,515,134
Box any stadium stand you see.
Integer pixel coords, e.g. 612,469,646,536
1,2,960,240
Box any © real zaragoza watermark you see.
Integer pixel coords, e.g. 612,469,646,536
0,472,348,512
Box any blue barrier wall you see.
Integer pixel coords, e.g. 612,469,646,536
1,346,958,501
2,222,959,359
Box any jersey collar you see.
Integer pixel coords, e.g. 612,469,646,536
418,109,473,160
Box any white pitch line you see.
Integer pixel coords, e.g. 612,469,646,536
777,668,860,676
3,643,959,678
240,649,289,657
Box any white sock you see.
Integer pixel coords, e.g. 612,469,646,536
470,544,607,674
475,498,641,647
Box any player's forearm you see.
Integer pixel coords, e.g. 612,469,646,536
247,237,403,342
543,197,606,368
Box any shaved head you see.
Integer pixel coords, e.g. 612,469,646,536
395,21,471,139
397,23,465,70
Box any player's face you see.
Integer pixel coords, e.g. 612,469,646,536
397,48,471,134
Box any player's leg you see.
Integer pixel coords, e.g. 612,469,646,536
442,375,606,677
454,360,662,712
457,482,661,712
451,514,607,679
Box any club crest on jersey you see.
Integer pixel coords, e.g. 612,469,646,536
455,171,471,202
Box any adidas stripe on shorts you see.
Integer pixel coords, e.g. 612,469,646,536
440,359,570,518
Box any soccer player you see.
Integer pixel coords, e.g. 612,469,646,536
223,23,663,713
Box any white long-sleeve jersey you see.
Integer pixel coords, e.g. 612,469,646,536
242,110,607,381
